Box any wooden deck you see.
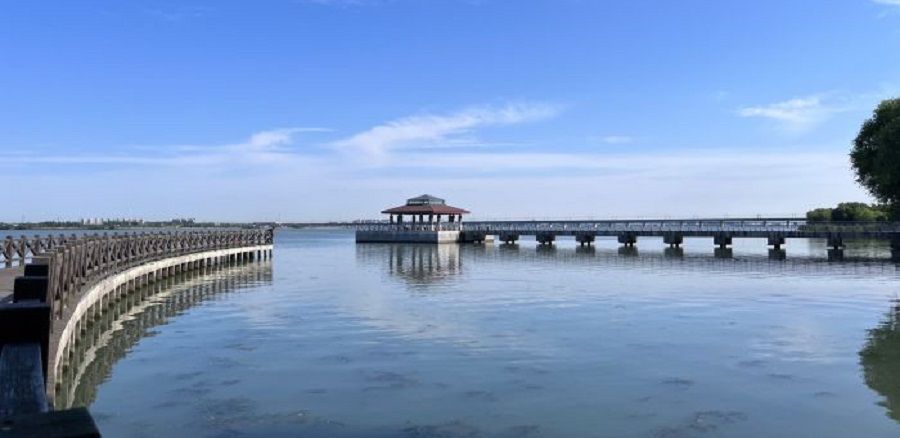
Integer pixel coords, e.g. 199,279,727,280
0,266,24,303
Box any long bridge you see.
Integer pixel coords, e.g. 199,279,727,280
352,217,900,252
0,229,274,436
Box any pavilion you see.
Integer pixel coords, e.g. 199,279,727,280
356,195,471,243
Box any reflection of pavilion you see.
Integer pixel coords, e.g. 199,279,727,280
356,195,470,243
356,244,461,285
860,302,900,423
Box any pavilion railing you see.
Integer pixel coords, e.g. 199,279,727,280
356,223,464,232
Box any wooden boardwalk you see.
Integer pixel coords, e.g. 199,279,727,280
0,266,23,303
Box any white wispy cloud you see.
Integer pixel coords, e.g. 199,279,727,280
738,86,900,132
330,102,562,160
873,0,900,6
737,96,833,131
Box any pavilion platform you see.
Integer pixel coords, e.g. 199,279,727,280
356,229,461,243
357,194,471,244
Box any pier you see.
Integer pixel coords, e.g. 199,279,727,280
354,213,900,258
458,218,900,251
0,229,274,436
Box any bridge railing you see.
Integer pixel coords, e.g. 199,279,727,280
0,228,273,432
2,234,72,268
461,220,900,234
462,220,807,233
41,229,273,319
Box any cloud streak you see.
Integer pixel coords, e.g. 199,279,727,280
738,96,834,131
0,127,329,167
330,102,562,161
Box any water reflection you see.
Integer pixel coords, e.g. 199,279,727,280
664,247,684,258
358,241,900,288
356,244,461,285
55,260,272,409
861,301,900,422
714,247,733,259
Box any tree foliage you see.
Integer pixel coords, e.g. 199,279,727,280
806,202,888,222
851,98,900,207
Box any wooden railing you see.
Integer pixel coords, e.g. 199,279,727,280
0,228,273,435
35,230,272,319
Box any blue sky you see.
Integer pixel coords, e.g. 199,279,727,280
2,0,900,221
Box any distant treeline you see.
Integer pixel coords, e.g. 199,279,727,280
806,202,891,223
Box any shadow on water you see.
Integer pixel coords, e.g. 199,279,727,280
861,301,900,423
54,260,273,409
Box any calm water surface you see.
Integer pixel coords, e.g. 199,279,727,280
65,229,900,437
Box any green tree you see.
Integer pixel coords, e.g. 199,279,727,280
806,208,833,222
851,98,900,209
805,202,888,222
832,202,888,222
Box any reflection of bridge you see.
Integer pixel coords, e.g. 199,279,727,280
356,241,900,286
54,260,273,409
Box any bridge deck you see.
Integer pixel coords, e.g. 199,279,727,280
0,267,23,303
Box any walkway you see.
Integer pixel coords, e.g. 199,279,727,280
0,266,23,303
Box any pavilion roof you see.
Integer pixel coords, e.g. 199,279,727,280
381,204,470,215
381,194,469,215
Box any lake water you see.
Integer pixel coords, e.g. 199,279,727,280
62,229,900,437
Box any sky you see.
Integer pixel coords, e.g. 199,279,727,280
2,0,900,222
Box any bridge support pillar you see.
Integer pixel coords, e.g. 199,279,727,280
536,232,556,245
713,233,732,248
663,232,683,248
617,232,637,247
827,236,844,250
767,234,786,250
462,231,488,244
575,233,596,246
499,233,519,244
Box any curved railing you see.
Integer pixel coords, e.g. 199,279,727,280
40,230,272,319
0,228,274,434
